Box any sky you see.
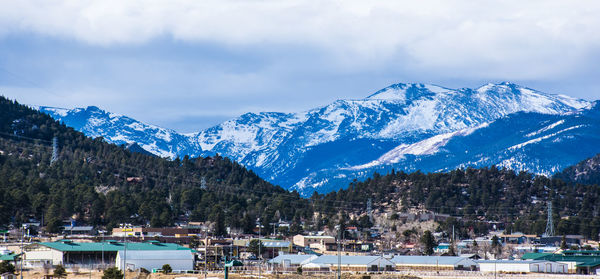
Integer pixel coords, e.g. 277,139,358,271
1,1,599,133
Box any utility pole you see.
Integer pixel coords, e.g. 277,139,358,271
204,225,207,279
258,218,261,279
20,225,24,279
337,225,341,279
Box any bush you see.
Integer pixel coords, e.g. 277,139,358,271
0,261,15,274
53,265,67,278
102,267,123,279
161,264,172,274
296,266,302,274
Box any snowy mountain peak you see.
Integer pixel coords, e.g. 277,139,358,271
36,81,595,195
365,83,451,101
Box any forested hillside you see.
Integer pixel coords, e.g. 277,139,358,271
554,153,600,186
2,95,600,240
316,167,600,240
0,97,310,234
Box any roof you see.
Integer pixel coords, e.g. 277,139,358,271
62,226,94,231
476,260,545,264
309,255,391,266
262,241,290,248
0,254,18,261
32,241,192,252
391,256,472,266
268,254,317,265
300,235,335,239
116,250,194,260
521,253,552,260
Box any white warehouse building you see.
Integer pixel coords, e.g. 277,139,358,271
116,250,194,271
477,260,568,274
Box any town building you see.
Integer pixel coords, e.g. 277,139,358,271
22,239,194,271
115,249,194,271
292,235,336,252
304,255,394,272
391,256,477,271
476,260,568,274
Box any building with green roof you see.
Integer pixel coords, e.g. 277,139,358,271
521,251,600,274
23,239,194,270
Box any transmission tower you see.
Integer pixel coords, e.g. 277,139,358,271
200,176,207,189
50,137,59,164
367,198,373,222
543,201,555,237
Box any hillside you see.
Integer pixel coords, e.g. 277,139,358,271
0,97,310,234
316,167,600,240
38,82,591,195
554,153,600,186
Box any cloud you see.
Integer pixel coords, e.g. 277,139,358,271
1,0,599,80
1,0,600,132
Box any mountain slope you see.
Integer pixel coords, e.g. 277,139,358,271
37,82,590,194
36,106,198,158
554,152,600,186
1,97,309,231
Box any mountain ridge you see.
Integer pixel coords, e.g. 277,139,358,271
35,82,594,194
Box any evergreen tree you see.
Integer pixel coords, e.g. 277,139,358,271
420,230,436,255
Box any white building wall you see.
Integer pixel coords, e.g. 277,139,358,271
115,250,194,271
479,262,531,273
24,249,63,266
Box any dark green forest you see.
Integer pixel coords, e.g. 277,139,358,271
320,167,600,239
2,95,600,240
0,97,311,234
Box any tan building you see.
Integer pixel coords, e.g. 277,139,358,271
292,235,335,252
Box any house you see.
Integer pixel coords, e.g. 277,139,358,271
23,240,194,270
292,235,336,252
476,260,568,273
115,250,194,271
304,255,395,272
391,256,477,271
62,226,95,235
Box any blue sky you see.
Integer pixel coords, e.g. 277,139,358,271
1,1,599,132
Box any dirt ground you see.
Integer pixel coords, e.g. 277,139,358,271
18,269,600,279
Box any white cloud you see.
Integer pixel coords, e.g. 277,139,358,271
1,0,599,80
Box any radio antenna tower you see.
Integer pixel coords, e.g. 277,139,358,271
367,198,373,222
543,201,555,237
50,137,59,164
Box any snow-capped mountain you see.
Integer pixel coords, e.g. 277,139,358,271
36,106,198,158
37,82,594,195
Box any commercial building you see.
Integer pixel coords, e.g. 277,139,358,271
304,255,394,272
522,250,600,274
391,256,477,271
23,239,194,270
292,235,336,252
476,260,568,274
116,250,194,271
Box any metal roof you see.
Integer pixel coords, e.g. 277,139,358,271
268,254,317,265
391,256,473,266
116,250,194,260
0,254,18,261
33,241,192,252
476,260,545,264
309,255,392,266
262,241,290,248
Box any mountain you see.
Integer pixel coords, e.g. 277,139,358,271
554,151,600,186
34,106,198,158
37,82,591,195
310,101,600,194
0,96,309,232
